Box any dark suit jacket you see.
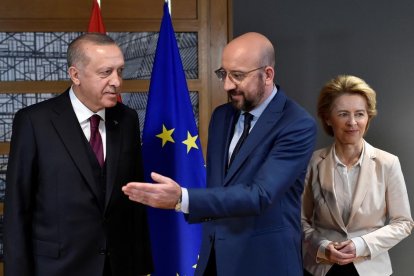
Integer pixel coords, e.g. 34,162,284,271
188,89,317,276
4,90,153,276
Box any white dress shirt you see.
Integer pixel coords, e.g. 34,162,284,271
69,87,107,159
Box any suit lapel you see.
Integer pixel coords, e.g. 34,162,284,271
222,108,240,178
51,91,102,204
224,91,286,184
347,141,373,224
318,147,347,232
104,107,121,210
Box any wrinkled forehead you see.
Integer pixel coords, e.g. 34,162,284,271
331,94,368,111
80,42,124,63
222,44,261,70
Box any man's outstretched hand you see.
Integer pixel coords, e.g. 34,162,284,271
122,172,182,209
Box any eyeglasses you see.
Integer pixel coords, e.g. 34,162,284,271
214,66,266,85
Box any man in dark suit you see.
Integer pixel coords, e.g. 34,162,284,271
122,32,316,275
4,33,153,276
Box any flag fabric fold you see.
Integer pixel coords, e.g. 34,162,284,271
87,0,106,33
142,2,206,275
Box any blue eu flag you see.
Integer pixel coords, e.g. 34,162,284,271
142,2,206,275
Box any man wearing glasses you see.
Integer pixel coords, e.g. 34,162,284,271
123,32,317,276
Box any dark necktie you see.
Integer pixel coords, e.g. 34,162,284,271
229,112,254,167
90,114,104,168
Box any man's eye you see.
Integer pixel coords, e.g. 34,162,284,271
232,73,244,80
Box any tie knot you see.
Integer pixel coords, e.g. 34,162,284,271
243,112,253,127
90,114,101,129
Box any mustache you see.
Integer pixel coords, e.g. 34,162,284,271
227,89,242,96
227,90,238,102
105,89,118,94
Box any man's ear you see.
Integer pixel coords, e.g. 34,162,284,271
68,66,80,85
264,66,274,85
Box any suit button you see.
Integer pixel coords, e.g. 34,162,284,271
99,248,107,255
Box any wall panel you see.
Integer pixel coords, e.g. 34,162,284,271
0,0,231,273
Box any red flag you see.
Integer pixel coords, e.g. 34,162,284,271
87,0,122,102
88,0,106,33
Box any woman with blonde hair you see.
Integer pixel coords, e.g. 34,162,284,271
302,75,413,276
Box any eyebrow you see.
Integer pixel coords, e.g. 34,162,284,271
335,109,367,113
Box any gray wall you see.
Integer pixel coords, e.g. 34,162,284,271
233,1,414,275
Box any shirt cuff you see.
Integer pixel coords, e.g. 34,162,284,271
316,240,331,262
180,187,189,214
352,237,370,257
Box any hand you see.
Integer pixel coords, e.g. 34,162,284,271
325,240,356,265
335,240,356,256
122,172,182,209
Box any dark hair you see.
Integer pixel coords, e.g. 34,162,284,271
67,33,117,67
317,75,377,136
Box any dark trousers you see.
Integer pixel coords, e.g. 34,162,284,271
203,247,217,276
103,257,112,276
304,263,359,276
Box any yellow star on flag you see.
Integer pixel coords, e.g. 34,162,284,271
182,131,199,153
156,124,175,147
